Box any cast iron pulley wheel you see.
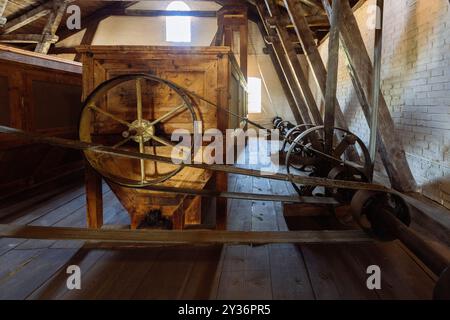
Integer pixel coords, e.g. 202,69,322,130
79,73,199,187
350,190,411,241
286,126,372,197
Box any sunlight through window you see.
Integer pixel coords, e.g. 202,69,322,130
248,77,262,113
166,1,191,43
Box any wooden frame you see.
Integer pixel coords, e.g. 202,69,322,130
77,45,248,230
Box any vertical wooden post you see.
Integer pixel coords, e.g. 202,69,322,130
85,161,103,229
217,4,249,80
256,0,309,125
369,0,384,164
324,0,341,154
239,23,248,80
74,21,99,62
0,0,8,26
283,0,360,162
35,0,67,54
322,0,416,192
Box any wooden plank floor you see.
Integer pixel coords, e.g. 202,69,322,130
0,163,436,300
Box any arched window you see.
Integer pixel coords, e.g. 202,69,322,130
166,1,191,43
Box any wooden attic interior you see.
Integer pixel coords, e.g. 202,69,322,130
0,0,449,300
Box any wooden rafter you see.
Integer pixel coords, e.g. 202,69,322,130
256,0,306,124
264,0,323,126
283,0,351,137
256,19,303,124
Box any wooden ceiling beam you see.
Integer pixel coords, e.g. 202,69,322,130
0,1,54,35
0,0,7,26
0,33,58,43
283,0,354,147
122,10,218,17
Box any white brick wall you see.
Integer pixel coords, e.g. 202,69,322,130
310,0,450,208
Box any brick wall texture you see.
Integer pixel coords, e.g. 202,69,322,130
310,0,450,207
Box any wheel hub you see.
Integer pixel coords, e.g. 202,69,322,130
123,119,155,143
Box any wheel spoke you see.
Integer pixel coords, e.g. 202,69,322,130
150,135,176,148
149,103,188,126
89,104,132,127
97,137,132,161
136,78,144,125
139,136,146,183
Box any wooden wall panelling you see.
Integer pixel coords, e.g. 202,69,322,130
0,46,83,196
77,46,248,230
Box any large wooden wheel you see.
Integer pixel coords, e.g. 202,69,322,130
79,74,199,187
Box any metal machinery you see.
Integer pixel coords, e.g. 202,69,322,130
0,74,449,299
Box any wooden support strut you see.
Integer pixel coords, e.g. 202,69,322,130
323,0,341,154
283,0,355,149
35,0,69,54
322,0,416,193
0,0,7,26
255,1,305,124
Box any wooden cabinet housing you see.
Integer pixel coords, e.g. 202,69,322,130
77,45,248,229
0,45,83,200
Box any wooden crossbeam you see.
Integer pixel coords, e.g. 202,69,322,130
0,34,58,43
123,9,217,17
0,0,7,26
322,0,416,193
0,224,375,245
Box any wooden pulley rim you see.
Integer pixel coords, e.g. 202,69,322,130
79,73,199,187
